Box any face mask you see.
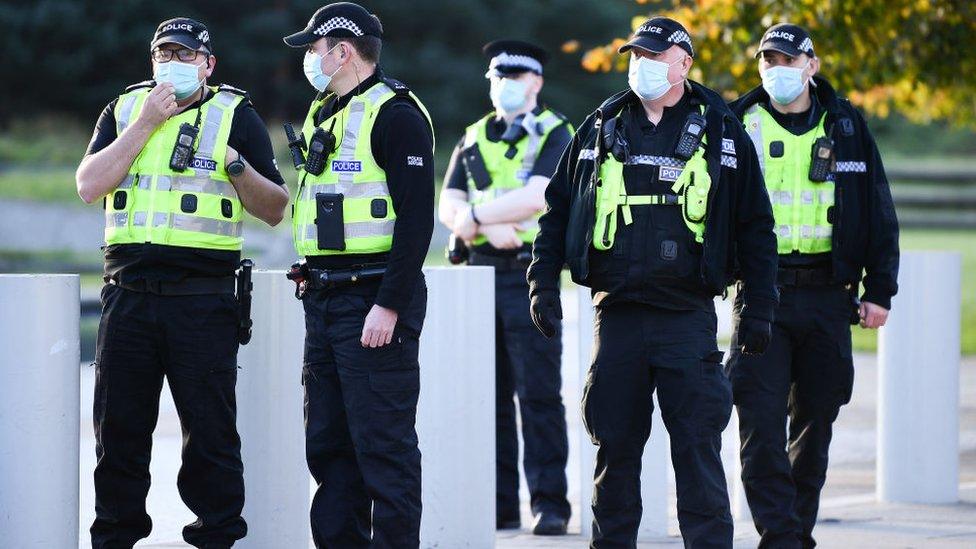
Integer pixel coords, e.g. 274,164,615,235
628,55,684,101
303,44,342,92
490,78,529,113
761,61,811,105
153,60,205,100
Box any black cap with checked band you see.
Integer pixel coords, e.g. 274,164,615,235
756,23,815,58
618,16,694,58
283,2,383,47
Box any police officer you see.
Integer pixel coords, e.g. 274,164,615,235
282,3,434,547
528,16,779,547
728,24,899,549
439,40,574,535
75,17,289,549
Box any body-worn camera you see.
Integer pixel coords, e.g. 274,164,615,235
674,113,706,161
601,116,629,162
169,122,199,171
284,123,307,170
809,136,834,182
304,127,336,176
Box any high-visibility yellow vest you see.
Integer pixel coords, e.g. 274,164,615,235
591,108,711,250
743,105,833,254
462,109,570,245
292,80,433,256
105,83,246,251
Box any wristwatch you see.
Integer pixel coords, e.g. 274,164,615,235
227,152,246,177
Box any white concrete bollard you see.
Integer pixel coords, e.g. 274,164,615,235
576,286,670,540
877,251,961,504
235,271,310,549
418,266,496,548
0,274,80,548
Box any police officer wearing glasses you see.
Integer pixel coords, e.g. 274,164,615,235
528,17,778,547
76,17,288,549
728,24,899,549
439,39,574,536
282,3,434,547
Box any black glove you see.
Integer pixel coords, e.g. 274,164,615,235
738,317,771,355
530,290,562,339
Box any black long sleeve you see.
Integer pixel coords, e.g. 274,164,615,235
732,125,779,322
371,99,435,312
528,115,590,296
856,109,899,309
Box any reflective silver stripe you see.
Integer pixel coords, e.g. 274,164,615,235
156,175,172,191
118,174,136,189
170,214,243,237
153,212,168,227
367,83,393,104
196,97,228,160
579,149,597,161
106,211,129,227
305,181,389,200
138,176,151,190
336,101,367,193
814,226,832,238
627,155,685,168
819,190,834,205
116,94,138,134
800,225,813,238
770,191,793,205
776,224,792,238
302,219,395,241
520,117,545,183
537,114,563,134
801,190,815,205
133,211,148,227
744,106,765,174
170,175,237,197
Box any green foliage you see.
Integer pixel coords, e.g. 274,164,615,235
582,0,976,126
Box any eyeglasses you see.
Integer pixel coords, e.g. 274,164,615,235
151,47,209,63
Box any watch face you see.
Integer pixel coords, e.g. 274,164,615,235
228,159,244,176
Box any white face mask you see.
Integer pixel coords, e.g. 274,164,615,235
490,78,529,113
761,60,811,105
153,59,206,100
628,54,685,101
303,44,342,92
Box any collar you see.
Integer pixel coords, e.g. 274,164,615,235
318,67,384,121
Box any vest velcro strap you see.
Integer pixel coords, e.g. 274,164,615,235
157,175,237,197
619,194,682,225
303,219,395,241
304,181,390,200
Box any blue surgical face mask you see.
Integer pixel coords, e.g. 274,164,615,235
303,44,342,92
628,54,684,101
153,59,206,100
761,60,811,105
490,78,529,113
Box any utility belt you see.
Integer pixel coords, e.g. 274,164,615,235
286,260,387,299
776,267,835,287
468,250,532,271
109,259,254,345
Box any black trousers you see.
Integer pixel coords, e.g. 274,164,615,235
727,284,855,549
91,284,246,549
494,268,570,522
302,276,427,549
583,302,733,549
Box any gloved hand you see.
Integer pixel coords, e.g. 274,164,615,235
738,317,771,355
530,290,562,339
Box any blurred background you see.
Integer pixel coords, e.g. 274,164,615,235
1,0,974,361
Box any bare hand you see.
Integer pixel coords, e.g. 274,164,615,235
859,301,889,329
361,304,398,348
482,224,523,249
135,83,178,129
453,206,479,241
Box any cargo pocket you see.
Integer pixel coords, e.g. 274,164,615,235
368,363,420,451
697,350,732,437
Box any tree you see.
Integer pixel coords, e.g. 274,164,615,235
576,0,976,126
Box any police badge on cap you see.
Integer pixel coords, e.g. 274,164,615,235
483,39,549,78
756,23,815,58
151,17,212,52
618,17,694,57
283,2,383,47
